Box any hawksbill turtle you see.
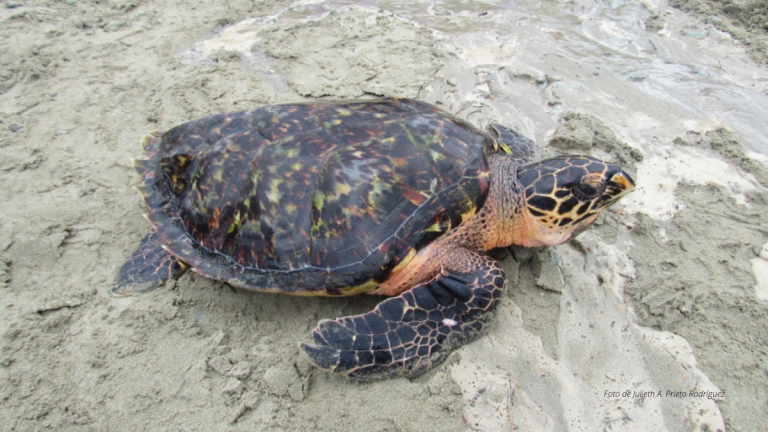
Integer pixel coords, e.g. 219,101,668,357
116,98,634,380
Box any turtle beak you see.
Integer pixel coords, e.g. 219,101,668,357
611,171,635,193
598,169,635,208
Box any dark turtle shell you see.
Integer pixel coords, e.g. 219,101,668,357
135,98,505,295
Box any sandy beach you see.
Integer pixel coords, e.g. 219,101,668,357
1,0,766,431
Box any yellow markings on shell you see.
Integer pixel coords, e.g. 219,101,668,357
429,149,443,161
336,279,379,296
284,202,297,214
387,248,416,275
338,109,353,116
310,190,326,236
267,178,283,203
310,219,326,236
228,209,242,234
211,162,227,181
366,177,387,208
291,162,303,171
283,147,300,158
425,221,444,232
336,181,351,196
312,190,325,212
341,205,364,220
233,279,378,297
420,133,442,162
139,131,160,151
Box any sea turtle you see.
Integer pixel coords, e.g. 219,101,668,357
116,98,634,381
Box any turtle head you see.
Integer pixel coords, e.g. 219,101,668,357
515,155,635,247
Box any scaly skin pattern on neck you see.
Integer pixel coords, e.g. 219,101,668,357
371,154,534,296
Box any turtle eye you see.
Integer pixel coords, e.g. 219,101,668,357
572,182,604,201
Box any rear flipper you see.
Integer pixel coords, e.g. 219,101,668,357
113,232,186,297
301,252,506,381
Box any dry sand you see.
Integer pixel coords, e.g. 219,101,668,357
1,1,767,431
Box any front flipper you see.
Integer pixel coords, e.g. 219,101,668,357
301,252,506,381
113,232,186,297
487,123,540,162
